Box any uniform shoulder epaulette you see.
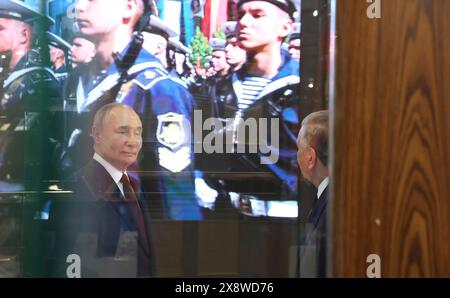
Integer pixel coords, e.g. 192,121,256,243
133,66,169,91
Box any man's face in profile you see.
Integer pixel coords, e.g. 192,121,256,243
75,0,127,36
71,37,96,64
225,36,246,66
237,1,290,50
94,106,143,171
0,18,24,54
211,50,228,72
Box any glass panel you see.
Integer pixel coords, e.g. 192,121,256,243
0,0,333,278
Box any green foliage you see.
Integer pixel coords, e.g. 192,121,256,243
189,27,212,68
213,30,226,40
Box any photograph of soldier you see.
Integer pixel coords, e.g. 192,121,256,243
208,38,230,78
142,15,178,69
0,0,61,192
47,31,71,85
70,34,96,68
0,0,63,278
167,37,194,88
222,21,247,73
197,0,300,219
61,0,200,220
0,0,308,278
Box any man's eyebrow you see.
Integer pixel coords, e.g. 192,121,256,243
240,8,266,14
116,125,142,130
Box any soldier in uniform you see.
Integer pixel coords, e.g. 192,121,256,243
167,37,194,88
222,21,247,73
200,0,300,220
142,15,178,69
0,0,61,192
208,38,230,78
47,31,71,82
62,0,200,220
0,0,62,277
71,34,96,68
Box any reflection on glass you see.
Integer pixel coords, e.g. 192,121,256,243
0,0,333,278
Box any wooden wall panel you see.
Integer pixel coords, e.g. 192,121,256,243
332,0,450,277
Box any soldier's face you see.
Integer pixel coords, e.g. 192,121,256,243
75,0,128,36
0,18,24,53
237,1,292,51
71,37,96,64
225,37,246,66
49,46,64,64
93,106,143,171
211,50,228,72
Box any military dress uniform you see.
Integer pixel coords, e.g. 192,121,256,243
0,8,61,192
201,49,300,219
62,46,201,220
0,0,63,278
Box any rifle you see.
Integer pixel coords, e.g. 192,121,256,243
111,0,155,95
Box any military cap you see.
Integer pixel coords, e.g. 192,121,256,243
209,38,226,52
168,37,192,55
221,21,237,39
237,0,296,20
47,32,71,53
0,0,54,26
144,15,178,40
289,22,301,41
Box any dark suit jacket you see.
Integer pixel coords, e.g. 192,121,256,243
51,159,156,277
300,186,328,277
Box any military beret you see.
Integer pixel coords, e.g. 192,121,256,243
47,32,71,52
221,21,237,39
209,38,226,52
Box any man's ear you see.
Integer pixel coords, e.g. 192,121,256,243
123,0,138,22
92,126,101,144
307,147,317,170
279,18,293,39
123,0,140,23
19,25,30,45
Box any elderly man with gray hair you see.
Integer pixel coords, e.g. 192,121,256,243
297,110,329,277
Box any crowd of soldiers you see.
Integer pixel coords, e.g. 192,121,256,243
0,0,304,278
0,0,301,222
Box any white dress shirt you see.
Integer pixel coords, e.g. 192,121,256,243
93,153,126,196
317,176,329,200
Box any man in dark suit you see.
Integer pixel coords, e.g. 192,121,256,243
297,110,329,277
53,103,155,278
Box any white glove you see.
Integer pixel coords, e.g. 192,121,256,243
195,178,218,210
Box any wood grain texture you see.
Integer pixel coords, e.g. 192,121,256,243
332,0,450,277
